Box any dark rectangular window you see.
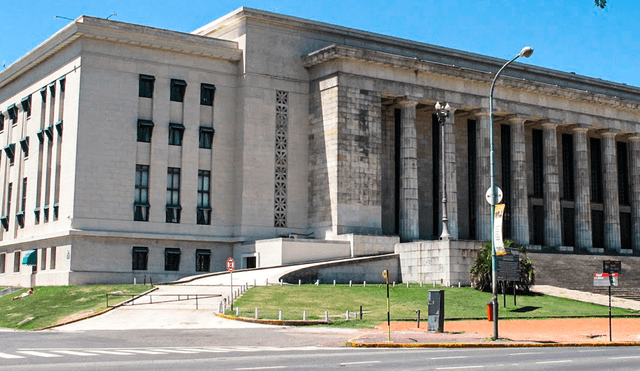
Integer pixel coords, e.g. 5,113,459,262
164,248,181,271
500,124,511,239
195,249,211,272
617,142,630,205
245,256,257,269
431,114,440,239
199,127,214,149
197,170,211,225
6,183,12,217
592,210,605,248
200,83,216,106
139,74,155,98
0,113,4,131
21,95,31,118
0,253,5,274
166,168,181,223
533,205,544,245
13,251,20,273
591,138,603,203
132,247,149,270
137,120,154,143
41,248,47,271
467,119,477,240
19,137,29,158
168,123,185,146
50,247,56,270
562,207,575,247
170,79,187,102
562,134,574,200
532,129,544,198
134,165,149,221
7,104,18,124
621,212,632,249
17,178,26,228
4,143,15,165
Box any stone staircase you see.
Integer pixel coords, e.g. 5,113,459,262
527,252,640,300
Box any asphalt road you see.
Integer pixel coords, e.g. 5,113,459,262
1,329,640,370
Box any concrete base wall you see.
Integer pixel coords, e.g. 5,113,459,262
332,234,399,257
246,238,352,268
395,240,482,286
279,254,400,284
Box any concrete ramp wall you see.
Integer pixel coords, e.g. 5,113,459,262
279,254,400,284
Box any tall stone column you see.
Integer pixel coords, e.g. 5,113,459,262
602,131,621,252
572,126,593,250
444,109,458,239
542,122,562,247
629,136,640,251
475,112,491,241
399,101,419,242
508,117,530,246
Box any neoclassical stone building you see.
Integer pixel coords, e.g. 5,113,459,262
0,7,638,286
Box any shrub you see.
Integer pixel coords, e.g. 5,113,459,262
469,240,535,293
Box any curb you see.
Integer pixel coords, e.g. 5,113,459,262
38,287,159,331
216,313,329,326
347,341,640,348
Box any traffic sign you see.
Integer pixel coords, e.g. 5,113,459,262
603,260,621,274
226,257,235,272
593,273,618,287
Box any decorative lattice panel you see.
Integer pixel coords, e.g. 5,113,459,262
274,91,288,227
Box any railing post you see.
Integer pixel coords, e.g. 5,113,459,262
106,294,109,308
196,295,198,310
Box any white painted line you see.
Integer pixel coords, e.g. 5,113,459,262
235,367,286,371
339,361,382,366
536,360,573,364
609,356,640,360
17,351,62,358
509,352,540,355
578,349,608,352
432,356,469,360
121,349,166,355
0,352,24,359
436,366,483,370
149,348,198,354
180,348,228,353
90,350,134,355
52,350,97,356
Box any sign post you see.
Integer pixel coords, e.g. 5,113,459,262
594,271,619,342
382,269,390,342
227,257,235,311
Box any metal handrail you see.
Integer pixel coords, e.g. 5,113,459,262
106,293,222,310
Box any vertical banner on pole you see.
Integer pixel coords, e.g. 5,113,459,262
494,204,506,255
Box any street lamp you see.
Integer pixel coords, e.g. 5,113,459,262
489,46,533,340
435,102,451,240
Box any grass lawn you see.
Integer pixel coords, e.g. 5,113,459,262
229,284,638,328
0,285,151,330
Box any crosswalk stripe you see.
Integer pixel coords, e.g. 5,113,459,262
90,350,134,355
52,350,98,356
17,351,62,358
0,352,25,359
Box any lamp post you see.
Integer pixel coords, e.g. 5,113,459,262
435,102,451,240
489,46,533,340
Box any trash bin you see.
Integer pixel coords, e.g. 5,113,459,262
486,301,494,322
427,290,445,332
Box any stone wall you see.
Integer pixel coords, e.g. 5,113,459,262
395,240,482,286
331,233,399,257
279,254,399,284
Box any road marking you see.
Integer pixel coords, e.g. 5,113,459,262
509,352,540,355
235,367,286,370
52,350,98,356
339,361,382,366
122,349,166,355
432,356,468,360
180,348,228,353
536,360,573,364
90,350,134,355
149,348,198,354
0,352,24,359
17,351,62,358
436,366,483,370
609,356,640,360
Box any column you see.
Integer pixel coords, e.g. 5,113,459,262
475,112,491,241
444,109,458,239
629,136,640,251
542,122,562,247
602,131,621,252
572,126,593,249
508,117,530,245
399,101,419,242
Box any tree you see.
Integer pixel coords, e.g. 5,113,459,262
595,0,607,8
469,240,535,293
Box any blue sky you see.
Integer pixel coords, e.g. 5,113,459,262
2,1,639,87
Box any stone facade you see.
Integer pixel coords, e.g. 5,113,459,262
1,8,640,286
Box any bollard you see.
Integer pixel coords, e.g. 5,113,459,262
134,277,136,285
406,282,409,288
360,305,363,320
363,281,366,287
150,277,153,286
325,311,329,321
299,279,301,286
254,279,256,288
219,302,223,313
420,281,423,288
279,310,283,321
345,310,350,321
415,309,421,328
393,281,395,287
303,310,307,321
265,279,269,286
236,307,239,316
349,280,352,287
144,275,147,285
255,308,259,319
315,280,319,286
458,282,461,287
333,280,336,286
433,282,436,287
280,280,283,286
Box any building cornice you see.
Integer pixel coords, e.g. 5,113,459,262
0,16,241,89
303,44,640,111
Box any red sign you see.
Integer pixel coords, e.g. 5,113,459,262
226,257,235,272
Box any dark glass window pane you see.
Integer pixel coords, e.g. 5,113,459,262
196,249,211,272
562,134,574,200
168,124,184,146
591,138,603,203
200,84,216,106
137,120,154,143
532,129,544,198
132,247,148,270
170,79,187,102
139,75,155,98
199,127,214,149
164,248,181,271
